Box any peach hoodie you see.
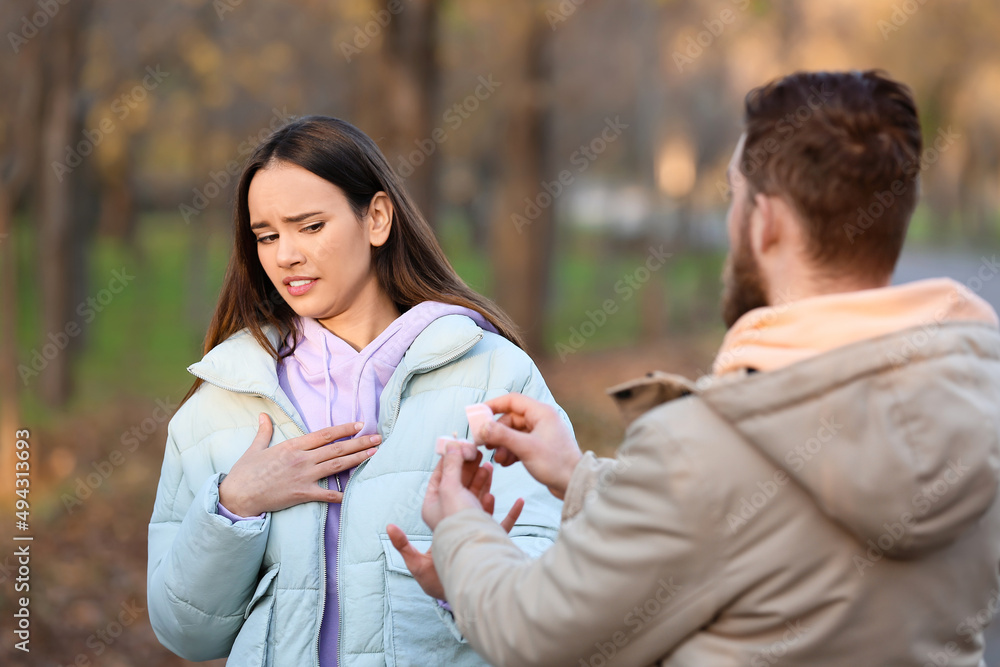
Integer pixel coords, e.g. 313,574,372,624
713,277,999,377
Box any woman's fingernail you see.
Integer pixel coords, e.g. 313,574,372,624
355,422,364,431
367,448,378,456
370,434,381,445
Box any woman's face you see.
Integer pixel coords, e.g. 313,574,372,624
248,161,392,325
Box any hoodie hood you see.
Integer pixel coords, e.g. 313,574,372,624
714,278,999,376
699,322,1000,559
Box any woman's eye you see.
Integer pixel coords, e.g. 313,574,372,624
303,222,325,233
256,234,278,244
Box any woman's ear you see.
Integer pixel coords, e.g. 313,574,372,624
366,192,394,247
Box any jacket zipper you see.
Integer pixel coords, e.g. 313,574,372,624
315,480,329,667
336,331,483,666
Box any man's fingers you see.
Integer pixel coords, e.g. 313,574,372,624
468,462,493,499
493,446,520,467
250,414,274,451
427,456,446,493
460,450,484,488
296,422,366,451
500,498,525,533
387,524,418,558
496,413,529,432
441,445,469,491
480,420,535,459
484,393,541,421
481,491,496,516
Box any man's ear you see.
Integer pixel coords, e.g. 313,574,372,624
749,192,779,255
366,192,394,247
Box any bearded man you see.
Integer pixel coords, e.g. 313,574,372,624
393,70,1000,666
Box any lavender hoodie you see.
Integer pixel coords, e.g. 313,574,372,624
220,301,494,665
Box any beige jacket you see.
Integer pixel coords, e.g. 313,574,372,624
432,322,1000,666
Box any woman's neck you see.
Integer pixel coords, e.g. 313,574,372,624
317,282,401,352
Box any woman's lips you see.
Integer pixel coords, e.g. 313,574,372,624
286,278,317,296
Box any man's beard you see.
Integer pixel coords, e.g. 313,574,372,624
721,216,770,328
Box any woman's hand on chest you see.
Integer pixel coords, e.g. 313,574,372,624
218,414,381,516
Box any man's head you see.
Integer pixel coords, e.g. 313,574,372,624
721,70,923,327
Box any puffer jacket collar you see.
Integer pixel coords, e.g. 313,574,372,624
186,315,486,435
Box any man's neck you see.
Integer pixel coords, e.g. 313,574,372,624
767,274,891,310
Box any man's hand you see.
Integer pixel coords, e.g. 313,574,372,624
387,449,524,601
479,393,583,499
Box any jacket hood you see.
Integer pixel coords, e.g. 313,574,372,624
698,322,1000,558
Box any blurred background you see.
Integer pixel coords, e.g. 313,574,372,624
2,0,1000,664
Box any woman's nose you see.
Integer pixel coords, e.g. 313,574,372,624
275,236,305,268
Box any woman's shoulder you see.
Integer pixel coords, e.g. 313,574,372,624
440,327,543,389
475,329,534,364
166,381,258,449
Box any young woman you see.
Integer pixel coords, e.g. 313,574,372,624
147,116,568,666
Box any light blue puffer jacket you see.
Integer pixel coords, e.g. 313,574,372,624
147,314,567,666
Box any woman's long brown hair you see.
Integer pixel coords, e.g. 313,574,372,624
182,115,523,404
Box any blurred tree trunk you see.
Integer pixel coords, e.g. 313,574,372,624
98,152,138,245
36,0,95,406
378,0,442,227
0,11,44,497
489,6,555,355
0,185,23,501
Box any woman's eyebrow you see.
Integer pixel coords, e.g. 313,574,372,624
250,211,324,230
283,210,324,222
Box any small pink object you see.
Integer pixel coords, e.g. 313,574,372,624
465,403,494,445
